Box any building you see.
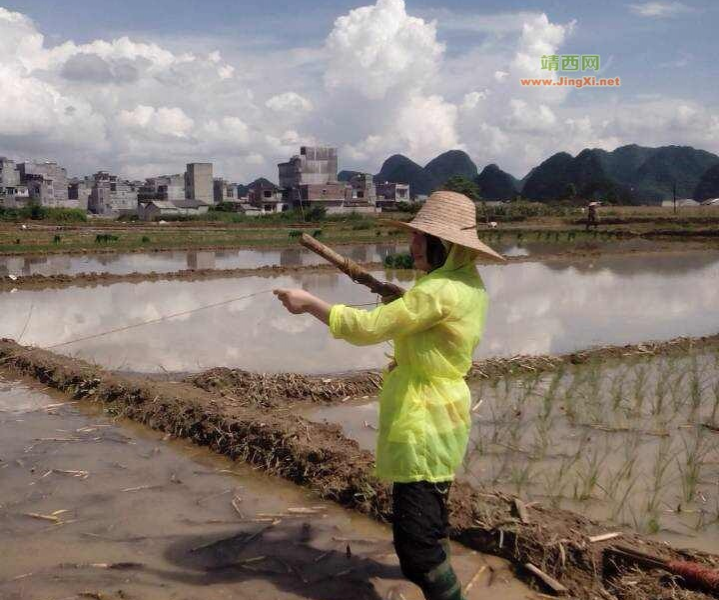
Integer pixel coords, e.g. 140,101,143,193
17,161,71,207
0,157,20,191
213,178,239,203
68,178,91,211
140,174,186,202
248,179,287,213
185,163,213,204
376,181,411,210
138,199,210,221
88,172,138,215
346,173,377,204
277,146,377,214
278,146,338,188
0,157,29,207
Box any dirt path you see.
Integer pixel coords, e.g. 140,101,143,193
1,338,717,599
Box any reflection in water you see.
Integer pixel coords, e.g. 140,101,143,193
0,243,409,277
1,252,718,373
0,380,413,600
0,238,654,278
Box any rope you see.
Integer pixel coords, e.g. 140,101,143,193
2,288,380,357
45,289,276,349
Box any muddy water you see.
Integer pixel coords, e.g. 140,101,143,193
0,236,653,277
0,250,718,374
0,376,531,600
306,350,719,554
0,244,407,277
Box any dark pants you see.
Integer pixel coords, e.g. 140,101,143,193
392,481,459,597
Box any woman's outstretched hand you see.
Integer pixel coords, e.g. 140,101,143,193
273,288,313,314
273,288,332,324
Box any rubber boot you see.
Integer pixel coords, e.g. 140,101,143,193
420,558,467,600
439,537,451,559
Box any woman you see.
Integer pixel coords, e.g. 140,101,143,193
274,191,504,600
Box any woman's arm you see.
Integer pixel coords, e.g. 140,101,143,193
273,288,331,325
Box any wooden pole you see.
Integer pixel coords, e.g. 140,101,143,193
299,233,405,302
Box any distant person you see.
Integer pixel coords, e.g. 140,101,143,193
586,202,600,230
274,191,505,600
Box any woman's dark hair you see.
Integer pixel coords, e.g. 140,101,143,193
425,234,447,271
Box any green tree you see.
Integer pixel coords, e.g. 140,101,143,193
564,182,577,200
442,175,480,201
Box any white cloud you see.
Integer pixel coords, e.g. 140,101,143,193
118,105,194,138
0,2,717,186
324,0,444,99
395,95,461,161
507,99,557,132
200,117,251,144
266,92,313,113
461,90,489,111
628,2,694,18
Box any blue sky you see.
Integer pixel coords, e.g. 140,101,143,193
0,0,717,180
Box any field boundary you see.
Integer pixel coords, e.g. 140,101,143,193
1,338,717,599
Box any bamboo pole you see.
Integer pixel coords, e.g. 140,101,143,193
299,233,405,302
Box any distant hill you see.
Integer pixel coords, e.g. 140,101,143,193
521,145,719,204
632,146,719,201
374,154,436,197
342,144,719,204
424,150,478,186
521,152,575,201
338,170,362,182
694,163,719,201
374,150,483,198
475,164,518,200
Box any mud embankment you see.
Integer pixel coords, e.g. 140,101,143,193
189,367,383,409
186,333,719,409
1,338,718,599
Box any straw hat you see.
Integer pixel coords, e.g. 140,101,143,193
385,191,506,262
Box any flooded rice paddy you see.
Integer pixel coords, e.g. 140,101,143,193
0,250,717,374
0,377,530,600
0,234,654,277
0,243,408,277
308,349,719,553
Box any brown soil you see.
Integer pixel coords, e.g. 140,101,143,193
189,367,382,409
185,333,719,407
2,241,717,292
1,338,717,599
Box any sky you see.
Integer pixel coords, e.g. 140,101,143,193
0,0,717,182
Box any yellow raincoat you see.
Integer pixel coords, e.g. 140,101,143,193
329,244,489,483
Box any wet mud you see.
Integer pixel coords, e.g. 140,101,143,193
1,339,717,599
0,376,530,600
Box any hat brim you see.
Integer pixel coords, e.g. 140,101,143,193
382,219,506,263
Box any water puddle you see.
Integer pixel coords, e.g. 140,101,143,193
305,350,719,553
0,376,530,600
0,251,717,374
